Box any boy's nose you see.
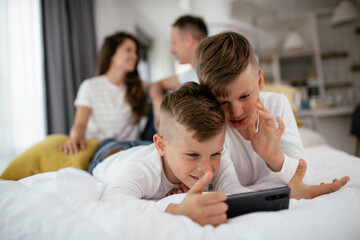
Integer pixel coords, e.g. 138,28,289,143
230,102,243,117
198,159,212,172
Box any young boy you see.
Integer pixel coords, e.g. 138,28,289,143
94,82,249,227
194,31,349,191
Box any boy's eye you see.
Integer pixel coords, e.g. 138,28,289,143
187,153,199,158
211,152,221,157
240,94,250,100
220,101,229,106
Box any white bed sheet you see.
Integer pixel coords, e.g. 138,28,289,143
1,144,360,240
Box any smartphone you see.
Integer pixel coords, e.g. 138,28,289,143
225,186,290,218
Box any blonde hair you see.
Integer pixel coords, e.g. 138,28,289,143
195,31,258,97
160,82,224,142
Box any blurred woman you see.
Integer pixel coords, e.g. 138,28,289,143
60,32,149,155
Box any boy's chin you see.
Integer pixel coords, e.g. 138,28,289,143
184,178,197,189
228,121,247,131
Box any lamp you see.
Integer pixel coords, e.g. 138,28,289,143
283,29,306,51
331,0,360,26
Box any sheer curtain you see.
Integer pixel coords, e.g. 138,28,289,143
0,0,46,161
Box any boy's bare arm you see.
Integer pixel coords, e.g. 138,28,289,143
165,172,228,226
248,98,285,171
289,159,350,199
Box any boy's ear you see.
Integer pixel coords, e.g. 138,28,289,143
153,134,166,156
258,69,265,90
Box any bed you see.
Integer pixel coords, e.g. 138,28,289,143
1,142,360,239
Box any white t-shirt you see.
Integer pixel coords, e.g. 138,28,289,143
176,68,198,85
74,75,141,141
93,144,250,212
221,92,312,187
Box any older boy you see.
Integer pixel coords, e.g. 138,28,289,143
194,31,349,194
94,82,248,226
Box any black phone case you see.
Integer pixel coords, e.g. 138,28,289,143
225,186,290,218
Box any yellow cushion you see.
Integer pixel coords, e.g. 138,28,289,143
262,84,302,126
0,134,99,180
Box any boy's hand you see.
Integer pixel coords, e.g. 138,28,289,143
165,172,228,226
248,98,285,171
289,159,350,199
166,184,190,196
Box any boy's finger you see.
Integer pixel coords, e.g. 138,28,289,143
256,100,271,115
257,111,276,128
290,159,307,184
256,110,271,119
247,120,257,139
310,176,350,198
203,202,228,216
205,213,227,226
200,192,227,205
276,117,285,135
188,171,213,194
255,101,264,111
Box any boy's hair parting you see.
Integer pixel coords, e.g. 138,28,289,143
95,31,148,123
194,31,258,97
173,15,208,41
160,82,224,142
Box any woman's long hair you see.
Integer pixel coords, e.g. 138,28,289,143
95,32,148,123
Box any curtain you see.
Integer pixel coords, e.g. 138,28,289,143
42,0,96,134
0,0,46,159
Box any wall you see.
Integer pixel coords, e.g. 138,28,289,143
247,10,359,155
93,0,174,82
317,13,360,106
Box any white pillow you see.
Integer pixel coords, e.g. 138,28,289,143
298,126,327,148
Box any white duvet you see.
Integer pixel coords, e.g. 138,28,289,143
1,145,360,240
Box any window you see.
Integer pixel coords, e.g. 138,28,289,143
0,0,46,161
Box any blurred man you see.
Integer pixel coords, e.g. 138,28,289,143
149,15,208,130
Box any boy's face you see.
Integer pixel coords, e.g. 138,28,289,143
216,65,264,137
154,123,225,189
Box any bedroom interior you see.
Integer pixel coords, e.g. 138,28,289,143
1,0,360,239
